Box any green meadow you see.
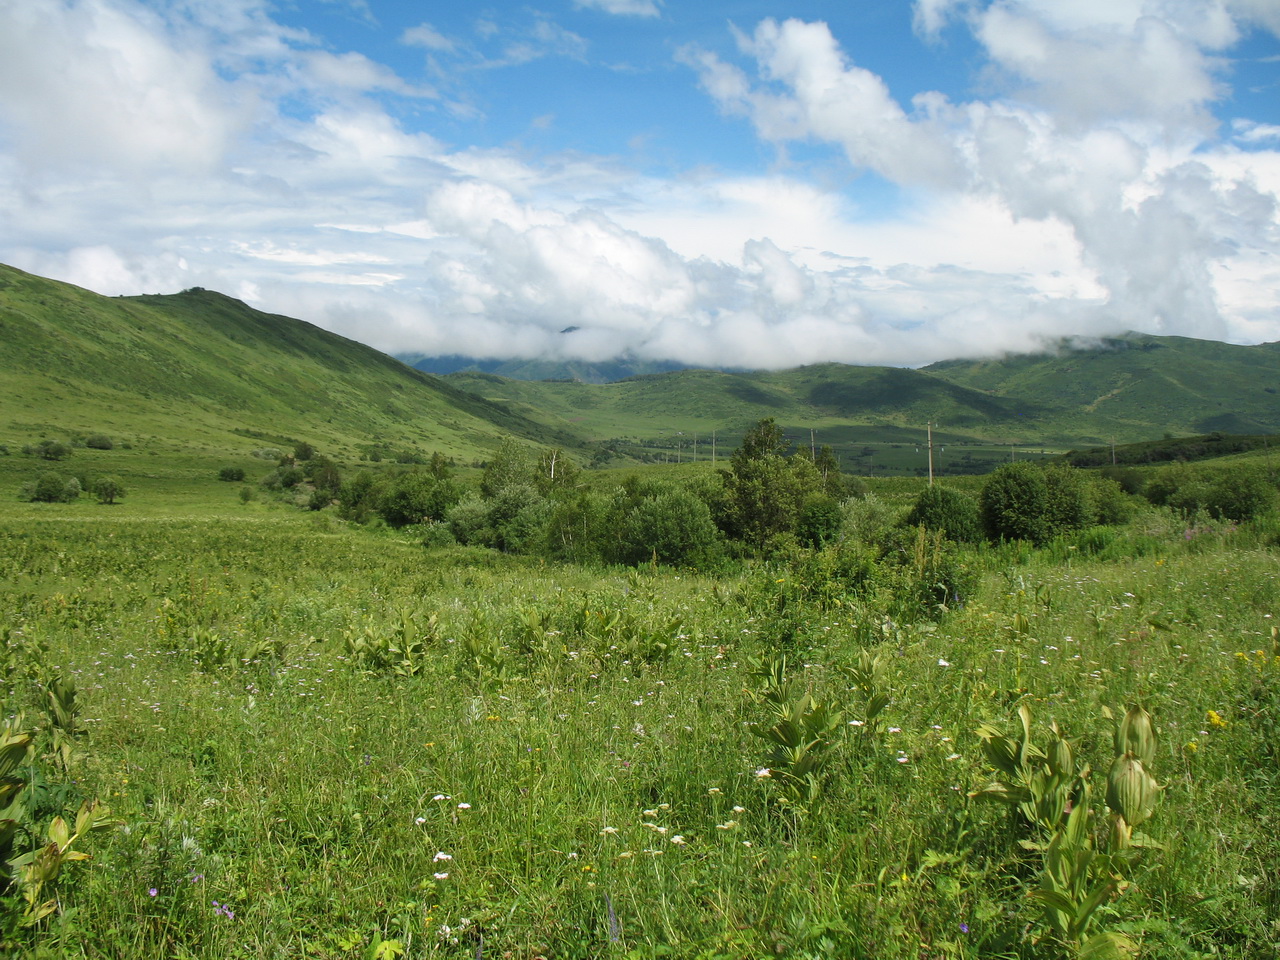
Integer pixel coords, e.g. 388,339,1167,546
3,447,1280,959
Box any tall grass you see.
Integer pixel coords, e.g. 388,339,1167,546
2,508,1278,958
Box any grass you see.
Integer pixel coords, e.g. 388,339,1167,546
3,479,1280,958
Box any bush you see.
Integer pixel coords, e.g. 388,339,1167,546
24,440,72,461
903,485,983,543
796,496,844,548
218,466,246,482
980,462,1051,544
84,434,113,450
614,486,726,568
26,472,81,503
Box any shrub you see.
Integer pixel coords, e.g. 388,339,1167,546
84,434,113,450
903,484,983,543
24,440,72,461
980,461,1051,544
218,466,246,482
26,472,82,503
614,486,726,567
797,496,844,547
293,441,316,462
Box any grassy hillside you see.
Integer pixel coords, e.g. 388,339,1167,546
0,264,575,466
925,333,1280,441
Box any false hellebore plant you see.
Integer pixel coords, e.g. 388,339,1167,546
971,703,1161,960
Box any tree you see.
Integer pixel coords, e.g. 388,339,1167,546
218,466,246,482
293,441,316,462
719,419,822,550
31,472,69,503
92,476,125,504
481,439,534,498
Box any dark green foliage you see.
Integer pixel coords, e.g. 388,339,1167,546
293,441,316,462
30,472,71,503
84,434,113,450
980,461,1051,544
1148,463,1278,522
903,485,982,543
218,466,246,482
92,476,124,504
377,471,461,527
337,471,383,523
306,456,342,502
1100,466,1145,496
1091,476,1135,525
719,419,824,550
611,484,725,568
1042,463,1095,533
797,496,843,548
481,439,535,498
24,440,72,461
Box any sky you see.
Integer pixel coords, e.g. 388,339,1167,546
1,0,1279,369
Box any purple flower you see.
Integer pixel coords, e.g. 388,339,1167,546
959,922,970,934
148,888,158,897
212,900,235,920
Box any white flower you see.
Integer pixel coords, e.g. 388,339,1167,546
642,823,668,834
707,787,722,795
642,808,658,817
457,803,471,810
599,826,619,835
431,794,449,801
897,757,910,763
888,727,901,733
433,851,453,862
946,753,961,761
848,719,865,727
716,821,738,830
433,872,449,880
938,658,951,667
732,805,745,814
669,835,687,845
415,816,426,825
755,768,771,778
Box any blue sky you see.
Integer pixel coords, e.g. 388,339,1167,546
1,0,1279,367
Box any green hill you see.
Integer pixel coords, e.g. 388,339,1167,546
0,263,575,464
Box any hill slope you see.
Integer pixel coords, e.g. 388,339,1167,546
0,264,573,462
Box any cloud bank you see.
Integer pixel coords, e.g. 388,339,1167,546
0,0,1277,368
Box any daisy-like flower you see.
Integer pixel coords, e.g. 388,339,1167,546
433,851,453,862
755,768,771,778
600,826,619,835
669,835,687,845
433,872,449,880
457,802,471,810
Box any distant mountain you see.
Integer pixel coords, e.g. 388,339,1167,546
395,352,690,384
4,262,1277,474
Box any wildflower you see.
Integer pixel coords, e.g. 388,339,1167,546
431,794,450,801
755,768,771,778
433,872,449,880
600,826,619,835
848,719,865,727
670,835,687,845
457,802,471,810
707,787,722,795
732,805,745,813
212,901,235,919
415,817,427,825
960,922,970,934
946,753,960,761
937,658,951,667
1207,709,1228,728
148,887,158,897
716,821,738,830
897,757,910,764
433,851,453,862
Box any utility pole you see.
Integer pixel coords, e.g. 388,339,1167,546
711,431,717,465
927,422,934,486
810,428,816,459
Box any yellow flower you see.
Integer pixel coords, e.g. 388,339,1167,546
1207,709,1227,728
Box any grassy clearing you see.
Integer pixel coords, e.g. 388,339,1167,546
3,494,1279,959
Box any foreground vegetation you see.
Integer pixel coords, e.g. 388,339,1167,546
3,444,1280,958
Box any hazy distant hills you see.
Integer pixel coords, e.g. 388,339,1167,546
397,352,688,384
3,262,1277,470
